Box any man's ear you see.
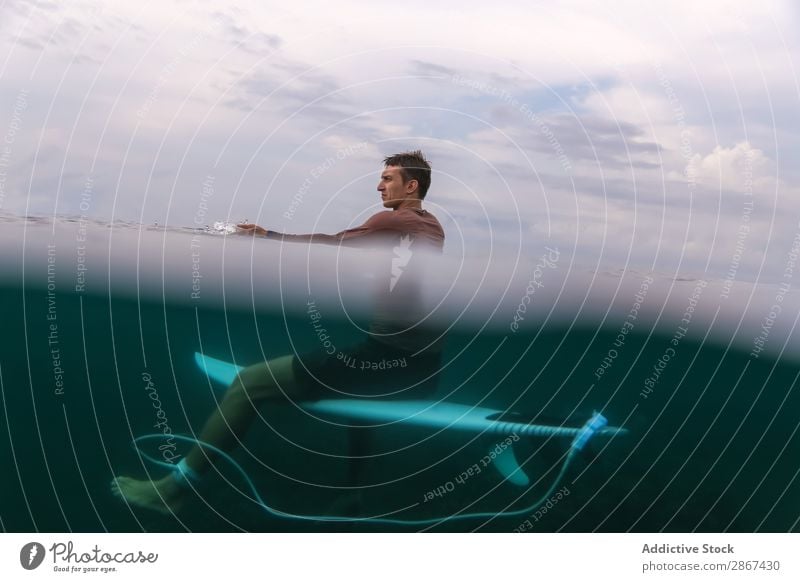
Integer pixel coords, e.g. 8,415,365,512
405,179,419,195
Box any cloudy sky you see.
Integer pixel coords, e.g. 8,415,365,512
1,0,798,282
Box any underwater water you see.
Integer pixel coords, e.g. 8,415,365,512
0,216,798,533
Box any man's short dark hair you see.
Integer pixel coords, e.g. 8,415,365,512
383,150,432,199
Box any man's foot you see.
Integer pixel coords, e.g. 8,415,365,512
110,474,186,515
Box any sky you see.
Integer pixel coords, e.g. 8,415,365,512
1,0,798,282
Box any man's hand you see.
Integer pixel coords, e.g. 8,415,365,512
236,223,269,236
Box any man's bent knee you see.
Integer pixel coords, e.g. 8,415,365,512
228,354,302,402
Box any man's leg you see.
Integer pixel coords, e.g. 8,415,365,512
111,354,304,514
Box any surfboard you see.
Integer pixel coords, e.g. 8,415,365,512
194,352,627,487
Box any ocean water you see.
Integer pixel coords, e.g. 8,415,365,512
0,216,798,532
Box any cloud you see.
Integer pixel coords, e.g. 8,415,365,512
408,60,458,77
210,9,282,54
2,2,107,62
685,142,775,194
227,62,345,117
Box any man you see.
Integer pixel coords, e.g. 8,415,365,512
112,150,446,515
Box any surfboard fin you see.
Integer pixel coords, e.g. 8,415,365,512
492,444,530,487
194,352,244,388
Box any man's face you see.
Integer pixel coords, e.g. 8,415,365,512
377,165,417,208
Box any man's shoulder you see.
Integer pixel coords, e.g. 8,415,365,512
368,210,396,219
390,208,440,220
365,210,398,226
367,208,443,234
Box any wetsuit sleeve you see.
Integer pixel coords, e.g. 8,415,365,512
264,212,400,248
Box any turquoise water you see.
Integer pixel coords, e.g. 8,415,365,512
1,217,798,532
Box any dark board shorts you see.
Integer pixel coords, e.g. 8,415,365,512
291,336,443,400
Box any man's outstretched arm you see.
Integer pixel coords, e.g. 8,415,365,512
236,223,341,244
236,214,398,247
